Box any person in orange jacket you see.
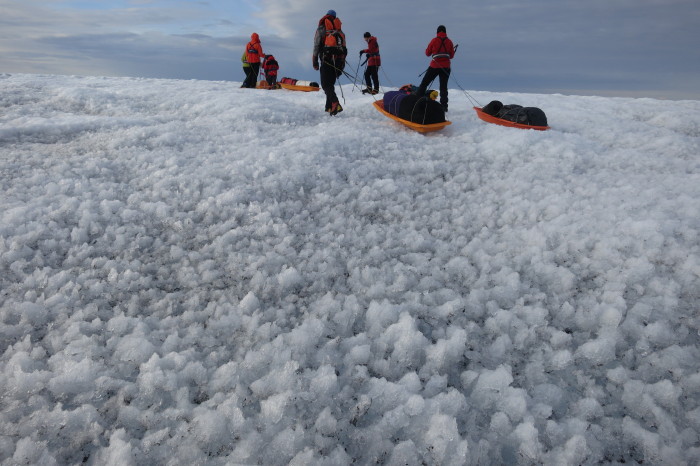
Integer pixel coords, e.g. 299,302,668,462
242,33,263,88
417,25,455,112
359,32,381,95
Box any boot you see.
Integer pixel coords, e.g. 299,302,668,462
329,102,343,116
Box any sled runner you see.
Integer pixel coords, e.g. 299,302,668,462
373,100,451,133
473,106,550,131
279,82,320,92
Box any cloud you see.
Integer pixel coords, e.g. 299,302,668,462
249,0,700,97
1,0,699,98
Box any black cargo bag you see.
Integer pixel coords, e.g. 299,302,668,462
398,95,446,125
496,104,548,127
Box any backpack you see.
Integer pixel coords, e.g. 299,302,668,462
246,42,262,64
324,17,346,50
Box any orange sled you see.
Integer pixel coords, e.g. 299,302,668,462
473,106,550,131
279,82,319,92
373,100,451,133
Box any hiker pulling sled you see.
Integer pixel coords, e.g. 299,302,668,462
313,9,347,115
416,25,455,113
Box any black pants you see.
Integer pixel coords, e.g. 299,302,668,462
417,67,451,108
266,74,277,87
242,63,260,88
320,57,342,110
364,65,379,91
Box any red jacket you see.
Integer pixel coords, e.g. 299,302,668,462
361,36,381,67
425,32,454,69
245,33,263,64
262,56,279,76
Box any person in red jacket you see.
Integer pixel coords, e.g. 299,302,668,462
242,32,263,88
359,32,381,95
262,55,279,88
417,25,455,112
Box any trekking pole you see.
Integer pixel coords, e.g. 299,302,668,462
337,67,346,105
324,58,360,85
352,59,361,92
326,56,347,105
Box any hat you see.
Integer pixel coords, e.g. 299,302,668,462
437,25,446,33
327,10,336,17
364,32,371,38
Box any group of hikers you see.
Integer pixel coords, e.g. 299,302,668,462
240,33,279,89
241,10,455,117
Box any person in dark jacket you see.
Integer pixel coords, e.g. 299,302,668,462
359,32,381,95
417,25,455,112
262,55,279,88
313,9,347,115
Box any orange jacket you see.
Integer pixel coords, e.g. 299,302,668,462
245,33,263,64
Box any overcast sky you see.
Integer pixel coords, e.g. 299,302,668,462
2,0,699,99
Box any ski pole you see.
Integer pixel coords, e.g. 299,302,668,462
352,59,361,92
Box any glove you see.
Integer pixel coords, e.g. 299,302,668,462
313,57,319,70
359,50,364,56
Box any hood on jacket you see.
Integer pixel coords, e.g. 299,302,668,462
250,33,260,43
319,14,335,26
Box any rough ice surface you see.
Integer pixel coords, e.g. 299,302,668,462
1,73,699,465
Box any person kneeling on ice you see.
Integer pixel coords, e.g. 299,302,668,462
359,32,381,95
262,55,279,88
313,9,347,116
